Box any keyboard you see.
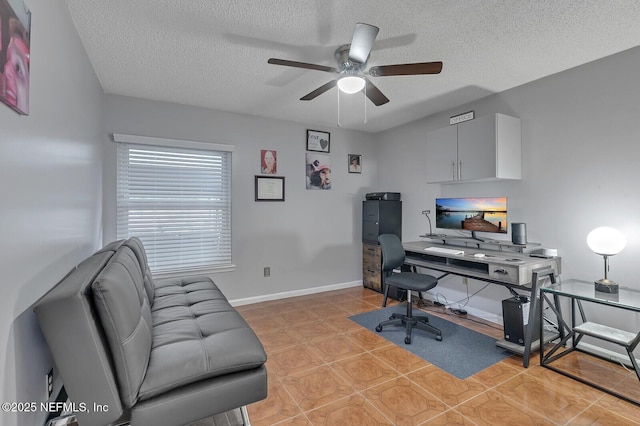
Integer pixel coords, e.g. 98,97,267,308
424,247,464,255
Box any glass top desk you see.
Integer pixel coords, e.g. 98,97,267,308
540,279,640,405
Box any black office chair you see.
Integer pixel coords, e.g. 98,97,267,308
375,234,442,344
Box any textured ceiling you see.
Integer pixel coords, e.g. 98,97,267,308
64,0,640,132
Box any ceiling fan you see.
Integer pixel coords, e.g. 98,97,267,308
267,22,442,106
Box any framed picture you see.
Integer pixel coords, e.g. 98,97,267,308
348,154,362,174
0,0,32,115
306,129,330,153
255,176,285,201
260,149,277,174
306,153,331,190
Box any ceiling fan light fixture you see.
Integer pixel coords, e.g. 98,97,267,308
337,75,365,94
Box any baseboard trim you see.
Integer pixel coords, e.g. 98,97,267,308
577,342,638,368
230,281,362,307
465,307,502,325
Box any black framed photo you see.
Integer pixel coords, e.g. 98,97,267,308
306,129,330,153
255,176,285,201
348,154,362,174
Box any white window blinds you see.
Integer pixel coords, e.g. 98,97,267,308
116,138,232,273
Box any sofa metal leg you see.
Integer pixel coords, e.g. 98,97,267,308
240,406,251,426
45,414,78,426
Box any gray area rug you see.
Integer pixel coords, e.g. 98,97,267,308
349,305,511,379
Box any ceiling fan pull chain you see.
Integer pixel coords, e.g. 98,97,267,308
337,88,341,127
364,84,368,124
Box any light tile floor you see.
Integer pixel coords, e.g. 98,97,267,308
238,287,640,425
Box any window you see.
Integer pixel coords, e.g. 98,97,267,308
115,134,233,274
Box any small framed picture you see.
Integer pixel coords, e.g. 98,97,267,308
306,129,330,153
348,154,362,174
260,149,277,174
255,176,285,201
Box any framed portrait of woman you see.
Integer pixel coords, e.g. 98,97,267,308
260,149,277,174
348,154,362,174
0,0,32,115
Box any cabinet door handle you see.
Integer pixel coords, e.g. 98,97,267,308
451,161,455,180
494,268,508,274
459,160,462,180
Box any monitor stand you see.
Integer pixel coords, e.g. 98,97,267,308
470,231,485,242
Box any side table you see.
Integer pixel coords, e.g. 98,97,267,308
540,279,640,406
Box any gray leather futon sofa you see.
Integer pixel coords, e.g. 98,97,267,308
34,237,267,426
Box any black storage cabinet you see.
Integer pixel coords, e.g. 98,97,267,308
362,200,402,244
362,200,403,299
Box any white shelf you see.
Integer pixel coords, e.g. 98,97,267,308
496,331,560,355
574,322,638,346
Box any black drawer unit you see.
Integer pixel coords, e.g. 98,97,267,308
362,199,402,296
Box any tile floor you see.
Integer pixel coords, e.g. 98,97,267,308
237,286,640,425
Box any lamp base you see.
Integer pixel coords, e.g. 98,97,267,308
594,279,619,294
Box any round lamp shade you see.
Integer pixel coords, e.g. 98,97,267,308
337,76,365,94
587,226,626,256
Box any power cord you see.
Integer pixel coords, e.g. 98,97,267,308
414,292,503,331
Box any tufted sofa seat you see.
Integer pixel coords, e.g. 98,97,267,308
34,238,267,426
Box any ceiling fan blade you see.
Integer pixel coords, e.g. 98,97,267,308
364,78,389,106
300,80,337,101
348,23,379,64
268,58,338,73
368,61,443,77
374,33,417,51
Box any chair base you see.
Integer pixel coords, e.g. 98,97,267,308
375,312,442,344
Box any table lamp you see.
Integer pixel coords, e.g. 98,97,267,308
587,226,626,293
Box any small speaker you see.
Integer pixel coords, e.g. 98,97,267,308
512,223,527,245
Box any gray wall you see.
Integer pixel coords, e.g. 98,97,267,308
102,95,379,301
0,1,104,425
378,46,640,328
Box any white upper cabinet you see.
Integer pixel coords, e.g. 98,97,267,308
426,113,521,183
424,125,458,182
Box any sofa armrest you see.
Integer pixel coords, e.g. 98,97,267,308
34,252,125,426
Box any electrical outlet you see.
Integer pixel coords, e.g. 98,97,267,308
46,368,53,398
263,267,270,277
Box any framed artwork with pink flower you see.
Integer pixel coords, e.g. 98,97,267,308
0,0,31,115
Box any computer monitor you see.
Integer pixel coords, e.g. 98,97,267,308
435,197,508,241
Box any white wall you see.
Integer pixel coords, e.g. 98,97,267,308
377,47,640,327
0,1,104,425
102,95,379,301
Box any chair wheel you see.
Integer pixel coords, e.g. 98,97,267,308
404,336,411,344
436,335,442,342
375,325,383,332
